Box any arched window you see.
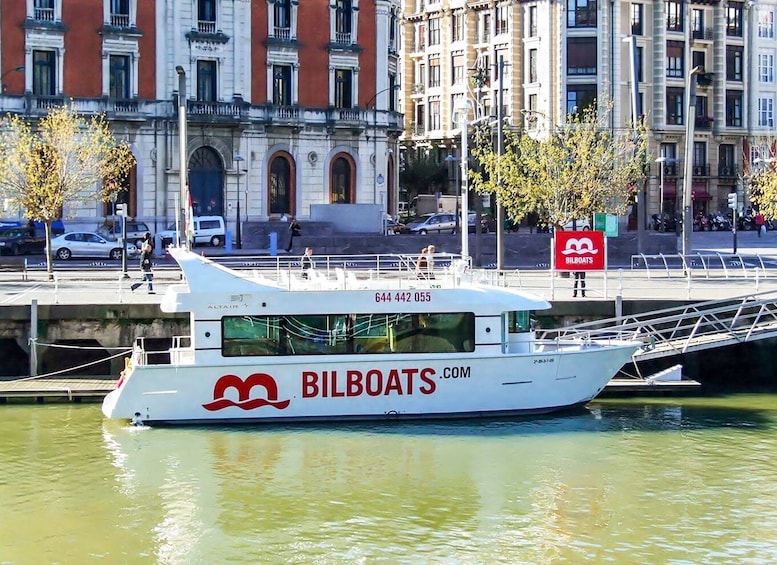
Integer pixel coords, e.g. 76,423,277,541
330,154,354,203
269,152,294,215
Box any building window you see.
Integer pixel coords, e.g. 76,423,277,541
334,69,353,108
529,49,538,83
452,12,464,42
759,51,775,84
109,55,130,99
429,57,440,87
666,87,684,125
727,46,743,81
198,0,216,34
666,41,684,78
526,93,538,129
273,64,292,105
34,0,55,21
758,96,774,128
567,0,597,28
567,38,597,76
689,9,701,39
32,50,56,96
274,0,291,37
726,2,743,37
692,51,706,73
666,0,683,32
331,155,354,203
477,11,491,42
759,9,775,39
335,0,353,42
452,54,464,85
415,21,426,50
636,46,644,82
429,99,440,130
496,5,509,35
719,144,735,170
428,17,440,46
529,6,537,37
196,60,217,101
726,90,743,127
109,0,130,27
566,84,596,114
269,153,293,215
694,142,707,169
631,3,643,35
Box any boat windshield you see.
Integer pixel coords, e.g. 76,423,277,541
506,311,532,333
221,312,476,356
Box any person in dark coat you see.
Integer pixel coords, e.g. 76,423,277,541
286,217,301,252
131,243,154,294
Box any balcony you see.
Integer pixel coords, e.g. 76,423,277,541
695,116,714,130
34,7,55,21
273,26,292,40
659,162,679,177
718,164,739,178
691,27,713,41
696,73,714,87
334,31,352,45
187,99,249,122
197,20,216,34
110,13,130,27
692,164,710,177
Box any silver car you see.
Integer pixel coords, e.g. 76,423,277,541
407,213,458,235
50,232,139,260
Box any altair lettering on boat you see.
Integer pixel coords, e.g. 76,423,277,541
302,368,437,398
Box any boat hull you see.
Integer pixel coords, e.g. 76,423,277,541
102,343,637,425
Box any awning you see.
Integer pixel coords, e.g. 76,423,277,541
692,182,711,201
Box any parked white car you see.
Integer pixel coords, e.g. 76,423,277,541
559,218,592,231
50,232,138,260
159,216,226,247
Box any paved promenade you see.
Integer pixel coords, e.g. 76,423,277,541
1,230,776,306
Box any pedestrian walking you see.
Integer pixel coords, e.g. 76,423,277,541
755,212,765,237
131,243,154,294
286,217,301,252
140,232,154,254
573,271,586,298
300,247,315,279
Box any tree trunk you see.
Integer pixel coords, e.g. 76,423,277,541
45,220,54,281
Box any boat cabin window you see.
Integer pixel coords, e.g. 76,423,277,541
507,311,532,333
221,312,475,356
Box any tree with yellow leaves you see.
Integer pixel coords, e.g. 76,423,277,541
470,102,650,231
743,139,777,220
0,105,135,279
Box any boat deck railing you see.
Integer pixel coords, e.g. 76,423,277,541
231,253,473,290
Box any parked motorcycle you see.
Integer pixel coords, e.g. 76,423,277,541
693,213,710,231
708,212,731,231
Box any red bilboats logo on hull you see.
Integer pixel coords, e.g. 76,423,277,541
203,373,291,412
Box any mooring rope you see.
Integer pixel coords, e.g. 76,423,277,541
8,348,131,382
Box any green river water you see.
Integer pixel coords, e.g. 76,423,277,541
1,395,777,564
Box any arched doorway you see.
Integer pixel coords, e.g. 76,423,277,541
268,152,295,216
189,147,224,216
330,154,355,203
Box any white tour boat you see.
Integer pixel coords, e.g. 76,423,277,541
102,248,641,425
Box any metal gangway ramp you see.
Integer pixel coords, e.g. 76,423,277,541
537,289,777,362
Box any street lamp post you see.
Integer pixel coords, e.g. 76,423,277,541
656,156,667,231
175,65,189,249
682,66,704,258
0,65,24,92
234,154,245,250
366,83,400,229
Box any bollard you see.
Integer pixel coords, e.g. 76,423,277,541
224,230,233,254
269,232,278,256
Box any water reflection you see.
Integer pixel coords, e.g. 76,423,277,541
97,398,777,563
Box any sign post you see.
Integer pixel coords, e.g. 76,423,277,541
554,230,606,298
728,192,738,253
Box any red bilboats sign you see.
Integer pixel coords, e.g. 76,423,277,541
554,231,605,271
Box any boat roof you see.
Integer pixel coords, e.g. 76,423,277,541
162,247,551,315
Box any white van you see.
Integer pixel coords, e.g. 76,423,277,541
159,216,226,247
